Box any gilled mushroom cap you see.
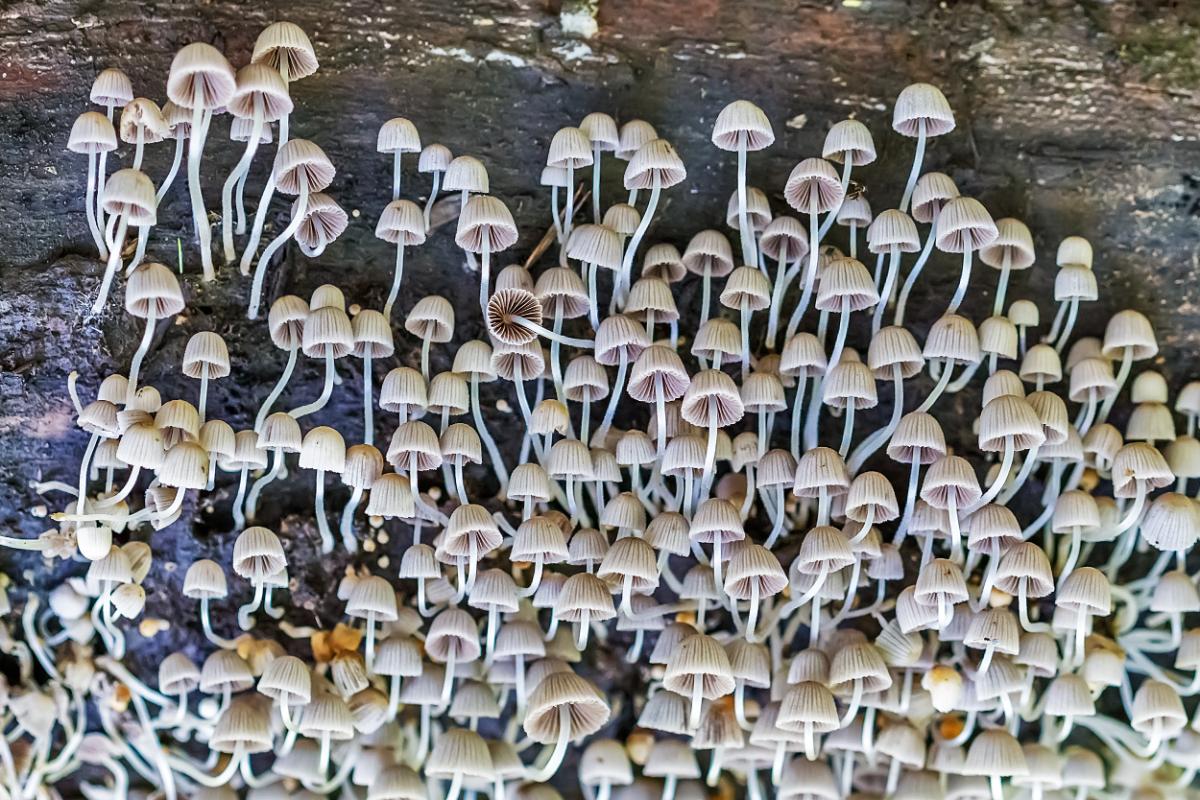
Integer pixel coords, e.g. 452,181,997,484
821,361,878,410
642,242,686,282
232,526,286,581
227,63,293,121
923,314,981,365
780,332,828,378
893,83,956,137
1056,235,1093,268
442,503,502,558
257,654,312,705
252,21,319,80
376,199,426,246
823,119,876,166
457,195,518,253
595,313,650,366
124,261,185,321
69,111,118,154
741,372,786,413
556,572,614,621
977,394,1045,452
935,197,999,253
346,575,399,621
1054,265,1098,302
793,447,851,497
298,425,346,472
349,309,394,360
625,276,679,323
299,692,356,740
418,143,453,174
866,209,920,254
210,696,273,754
911,172,959,224
258,411,303,452
365,472,415,518
443,155,489,194
102,168,157,226
535,267,591,319
267,295,309,350
159,440,209,489
783,158,844,214
662,633,736,700
200,649,254,694
682,229,734,278
119,98,169,144
720,266,773,311
302,305,354,358
91,67,133,107
404,295,455,344
623,139,686,190
377,117,421,154
836,193,872,228
1139,492,1200,552
680,369,744,427
167,43,236,111
294,192,348,251
979,316,1018,360
565,223,622,271
1110,442,1174,497
1130,679,1188,736
980,217,1035,270
1102,309,1158,360
523,670,610,744
272,139,336,195
547,126,594,169
426,607,482,663
159,652,201,695
616,119,657,160
579,112,619,150
921,455,982,509
712,100,775,151
182,332,231,380
867,326,925,379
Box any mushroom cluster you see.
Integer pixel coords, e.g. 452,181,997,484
25,20,1200,800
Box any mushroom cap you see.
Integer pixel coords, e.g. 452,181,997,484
893,82,956,137
298,425,346,472
68,111,118,154
912,172,960,224
1102,309,1158,360
228,63,293,121
443,155,490,193
547,126,594,169
272,138,335,194
91,67,133,107
252,21,319,80
232,526,286,581
166,43,236,111
823,118,876,166
456,195,518,253
935,197,999,253
565,223,622,270
102,168,157,226
182,331,231,379
980,217,1036,270
210,696,273,754
419,143,454,173
377,117,421,154
783,157,844,214
119,98,169,144
535,266,591,319
623,139,686,190
712,100,775,151
523,670,610,744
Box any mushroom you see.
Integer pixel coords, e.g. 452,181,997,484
245,140,337,318
289,297,353,419
782,158,844,338
418,143,453,229
94,169,157,314
377,117,420,201
712,101,775,268
892,83,955,212
166,43,236,281
298,426,346,553
352,309,395,445
456,195,518,319
67,112,117,259
893,172,961,326
338,444,384,550
616,139,686,307
375,199,426,321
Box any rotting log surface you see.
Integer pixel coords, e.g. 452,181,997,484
0,0,1198,751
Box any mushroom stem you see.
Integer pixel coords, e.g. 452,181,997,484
245,447,285,522
617,177,661,308
241,172,278,276
873,248,901,334
187,88,216,282
783,197,822,343
915,360,954,414
92,215,129,314
735,145,756,267
838,403,856,458
221,97,265,262
849,366,904,473
363,354,374,446
84,151,108,258
470,374,508,494
893,213,939,327
512,317,595,349
899,118,927,213
594,352,629,443
313,468,334,554
236,582,264,630
339,485,363,551
946,246,973,314
255,345,299,432
290,349,337,419
967,437,1015,513
249,171,310,319
1054,299,1080,355
154,138,186,206
424,170,442,231
384,243,406,321
125,309,158,406
479,238,492,321
527,705,573,782
1097,348,1133,425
